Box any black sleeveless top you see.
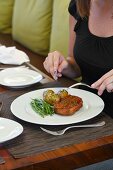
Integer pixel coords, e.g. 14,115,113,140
68,0,113,117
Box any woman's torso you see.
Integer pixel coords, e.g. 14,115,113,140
68,0,113,116
74,19,113,84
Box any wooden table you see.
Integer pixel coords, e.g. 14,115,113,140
0,34,113,170
0,70,113,170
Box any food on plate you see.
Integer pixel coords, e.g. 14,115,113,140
43,89,60,105
43,89,83,116
58,89,68,99
43,89,55,98
31,98,54,118
54,95,83,116
30,89,83,117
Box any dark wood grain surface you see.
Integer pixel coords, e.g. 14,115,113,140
1,86,113,159
0,34,113,170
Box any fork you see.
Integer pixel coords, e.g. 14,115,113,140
40,121,105,135
68,82,91,89
0,156,5,164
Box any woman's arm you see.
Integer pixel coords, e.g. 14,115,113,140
43,15,81,80
62,15,81,78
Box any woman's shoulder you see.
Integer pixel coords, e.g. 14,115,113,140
68,0,80,20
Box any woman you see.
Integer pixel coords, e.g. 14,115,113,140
43,0,113,117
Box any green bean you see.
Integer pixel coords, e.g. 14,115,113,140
31,99,54,118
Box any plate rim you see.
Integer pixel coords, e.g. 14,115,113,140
10,88,105,126
0,117,23,143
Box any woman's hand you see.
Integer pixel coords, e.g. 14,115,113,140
91,69,113,95
43,51,68,80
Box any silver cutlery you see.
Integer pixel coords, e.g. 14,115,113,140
68,82,91,89
0,156,5,164
40,121,105,135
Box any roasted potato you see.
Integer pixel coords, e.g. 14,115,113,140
43,89,60,105
43,90,55,104
43,90,55,97
58,89,68,99
51,94,60,104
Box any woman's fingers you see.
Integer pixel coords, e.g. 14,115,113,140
43,51,67,80
106,83,113,93
53,51,61,71
58,60,68,73
91,69,113,95
97,81,113,95
91,69,113,88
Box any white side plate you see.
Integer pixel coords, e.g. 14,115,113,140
0,67,43,88
0,118,23,143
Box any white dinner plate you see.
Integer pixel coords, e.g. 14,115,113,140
0,118,23,143
0,67,43,88
10,88,104,125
